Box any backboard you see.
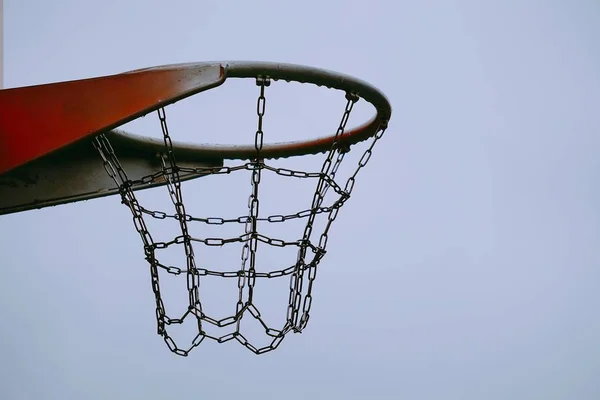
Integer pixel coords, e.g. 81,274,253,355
0,63,226,214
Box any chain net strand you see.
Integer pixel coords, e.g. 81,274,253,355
93,77,388,356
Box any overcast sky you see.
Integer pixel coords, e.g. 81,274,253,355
1,1,599,399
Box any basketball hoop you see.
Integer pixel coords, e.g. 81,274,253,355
1,61,392,356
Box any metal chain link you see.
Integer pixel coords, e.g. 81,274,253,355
94,79,388,356
290,92,359,331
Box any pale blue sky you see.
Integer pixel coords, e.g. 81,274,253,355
1,1,599,399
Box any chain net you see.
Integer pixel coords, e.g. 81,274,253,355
93,77,388,356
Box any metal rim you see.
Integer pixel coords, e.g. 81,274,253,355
111,61,392,161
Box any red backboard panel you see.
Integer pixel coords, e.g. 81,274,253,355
0,63,224,175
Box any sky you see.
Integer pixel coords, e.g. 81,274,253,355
1,1,600,399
